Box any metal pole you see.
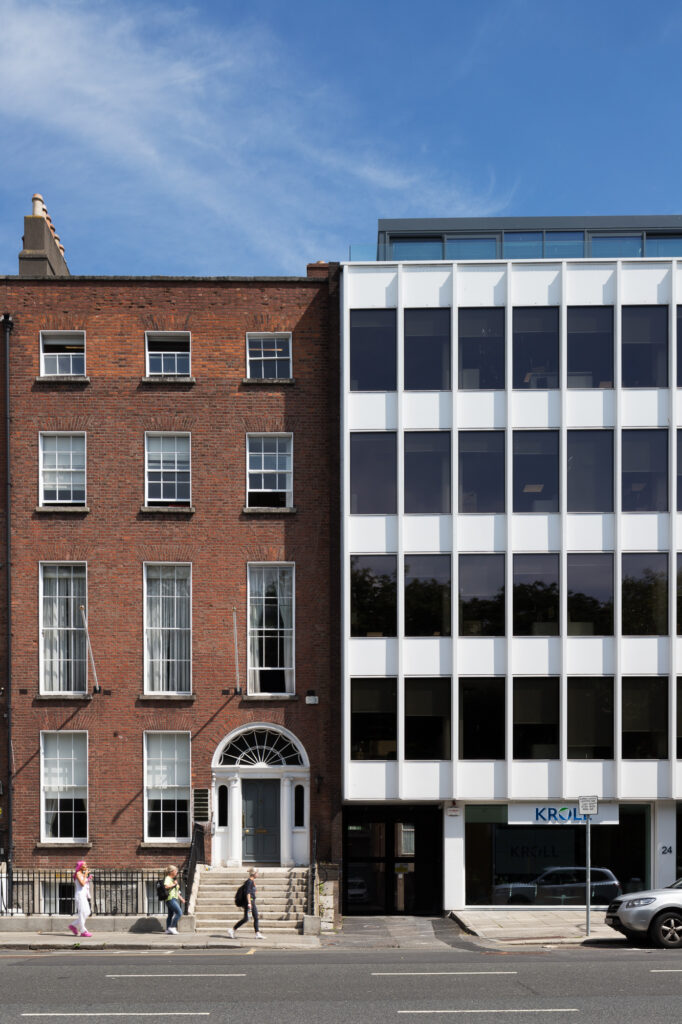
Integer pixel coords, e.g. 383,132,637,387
232,607,240,693
79,605,101,694
586,814,591,937
2,313,13,904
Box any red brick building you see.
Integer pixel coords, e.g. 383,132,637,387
0,199,341,880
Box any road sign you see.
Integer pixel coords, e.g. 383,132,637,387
579,795,599,816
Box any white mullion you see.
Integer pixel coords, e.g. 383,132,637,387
505,263,514,798
396,265,405,796
341,272,351,800
614,262,623,798
559,261,569,798
669,262,678,794
451,264,459,793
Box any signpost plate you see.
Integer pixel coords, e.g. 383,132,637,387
579,795,599,816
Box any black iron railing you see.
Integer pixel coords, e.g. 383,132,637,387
0,869,173,917
183,822,206,910
308,825,317,915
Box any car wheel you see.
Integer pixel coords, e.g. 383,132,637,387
651,911,682,949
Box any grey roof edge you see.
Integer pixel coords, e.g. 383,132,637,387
378,215,682,233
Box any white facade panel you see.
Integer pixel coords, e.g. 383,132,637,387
565,514,615,551
457,638,506,676
349,516,398,553
620,262,671,303
565,263,617,305
348,392,398,431
620,389,669,426
402,638,452,676
620,637,670,675
457,515,506,552
620,761,671,799
566,637,615,675
402,392,452,430
565,760,616,799
511,390,561,428
565,389,615,427
402,265,452,307
512,515,562,551
509,761,562,799
456,265,506,306
401,762,452,801
456,391,506,428
510,264,561,305
403,515,452,553
348,639,398,676
443,808,466,910
346,266,398,308
457,761,507,800
347,761,399,800
620,514,669,551
510,638,561,675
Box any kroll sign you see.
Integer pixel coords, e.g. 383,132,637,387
508,803,619,826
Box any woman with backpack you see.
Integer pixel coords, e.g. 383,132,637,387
163,864,185,934
228,867,263,940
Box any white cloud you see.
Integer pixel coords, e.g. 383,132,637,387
0,0,511,273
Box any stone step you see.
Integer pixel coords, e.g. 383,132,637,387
195,919,301,931
196,901,307,911
195,913,303,924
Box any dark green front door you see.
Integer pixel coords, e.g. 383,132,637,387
242,779,280,863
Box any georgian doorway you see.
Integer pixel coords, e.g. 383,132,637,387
211,724,310,868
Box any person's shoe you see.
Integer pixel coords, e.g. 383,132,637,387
168,927,178,934
80,930,93,937
255,931,264,939
68,924,79,936
227,928,235,939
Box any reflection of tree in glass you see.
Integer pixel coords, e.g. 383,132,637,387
513,580,559,635
459,588,504,636
622,569,667,635
351,567,396,637
567,590,613,635
405,578,451,636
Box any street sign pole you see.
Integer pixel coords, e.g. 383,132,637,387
579,795,599,938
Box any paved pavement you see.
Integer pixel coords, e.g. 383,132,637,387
452,908,621,945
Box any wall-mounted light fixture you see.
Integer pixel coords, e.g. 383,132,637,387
305,689,319,705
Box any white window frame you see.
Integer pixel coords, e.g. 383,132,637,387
40,730,88,843
144,432,191,506
39,562,88,694
246,332,292,379
39,431,87,506
145,331,192,377
247,562,295,695
143,731,191,843
246,433,293,508
39,330,86,377
143,562,192,694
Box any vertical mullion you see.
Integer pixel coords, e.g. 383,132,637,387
505,264,514,794
670,262,678,796
614,262,623,797
396,266,405,796
559,262,568,796
451,264,459,795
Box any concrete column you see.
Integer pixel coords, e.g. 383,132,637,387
228,774,241,866
443,805,466,910
653,801,677,889
280,776,294,866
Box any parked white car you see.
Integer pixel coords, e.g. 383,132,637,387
606,880,682,947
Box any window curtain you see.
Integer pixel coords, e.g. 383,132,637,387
146,566,191,692
42,566,86,692
249,566,293,692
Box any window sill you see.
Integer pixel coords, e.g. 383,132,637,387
35,505,90,514
35,376,90,385
140,376,196,385
137,693,196,701
241,377,295,386
242,506,297,515
241,693,298,701
139,505,195,514
35,693,93,701
138,841,191,849
35,841,92,849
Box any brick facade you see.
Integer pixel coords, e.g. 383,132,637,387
0,269,341,870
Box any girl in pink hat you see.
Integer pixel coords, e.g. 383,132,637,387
69,860,93,937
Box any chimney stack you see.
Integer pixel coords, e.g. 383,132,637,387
18,193,70,277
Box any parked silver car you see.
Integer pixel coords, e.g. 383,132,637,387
606,879,682,947
493,866,621,905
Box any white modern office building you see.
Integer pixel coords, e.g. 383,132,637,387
341,217,682,914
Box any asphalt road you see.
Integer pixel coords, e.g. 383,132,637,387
1,942,682,1023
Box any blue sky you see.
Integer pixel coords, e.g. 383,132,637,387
1,0,681,276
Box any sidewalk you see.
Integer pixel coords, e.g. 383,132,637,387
452,909,624,946
0,927,321,950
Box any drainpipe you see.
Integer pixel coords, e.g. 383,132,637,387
1,314,12,886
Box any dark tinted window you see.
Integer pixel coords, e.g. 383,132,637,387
458,308,505,390
503,232,542,259
351,555,397,637
591,235,643,257
294,785,304,827
567,430,613,513
678,554,682,637
391,239,443,260
677,677,682,757
622,306,668,388
567,306,613,388
513,554,559,636
350,678,397,760
622,429,668,512
647,236,682,257
404,554,451,637
513,431,559,513
404,309,451,391
350,433,396,514
446,237,498,260
458,431,505,513
405,678,451,760
622,553,668,636
567,677,614,759
459,678,505,759
513,307,559,389
350,310,396,391
459,554,505,637
567,553,614,636
678,308,682,388
513,677,560,759
404,432,451,514
622,677,668,759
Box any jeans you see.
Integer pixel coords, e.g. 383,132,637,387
234,902,259,933
166,898,183,930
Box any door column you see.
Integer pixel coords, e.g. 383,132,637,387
227,774,242,866
280,775,294,866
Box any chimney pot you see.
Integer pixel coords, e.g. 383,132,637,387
31,194,46,217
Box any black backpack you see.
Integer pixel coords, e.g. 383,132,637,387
234,881,248,908
156,879,167,902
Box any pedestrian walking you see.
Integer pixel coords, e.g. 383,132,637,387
163,864,185,934
69,859,93,937
228,867,263,939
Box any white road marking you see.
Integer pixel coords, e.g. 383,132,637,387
374,971,518,977
22,1014,210,1019
651,968,682,972
106,973,245,978
398,1011,579,1016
